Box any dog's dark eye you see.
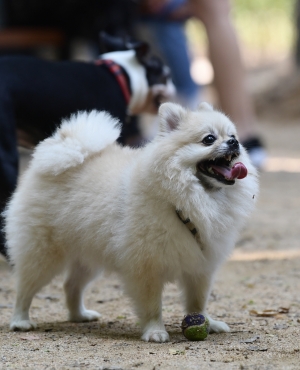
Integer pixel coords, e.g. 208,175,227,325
202,135,216,145
230,135,236,139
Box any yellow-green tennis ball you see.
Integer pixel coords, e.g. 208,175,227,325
181,313,210,341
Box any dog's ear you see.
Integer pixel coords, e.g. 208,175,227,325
99,31,150,60
132,41,150,62
99,32,130,53
198,102,213,112
158,102,186,133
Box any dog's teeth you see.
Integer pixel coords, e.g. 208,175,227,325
208,167,214,174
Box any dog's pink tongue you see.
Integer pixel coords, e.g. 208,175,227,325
211,162,248,180
232,162,248,179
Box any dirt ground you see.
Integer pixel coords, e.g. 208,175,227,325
1,71,300,369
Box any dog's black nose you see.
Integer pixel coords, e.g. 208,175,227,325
227,138,239,149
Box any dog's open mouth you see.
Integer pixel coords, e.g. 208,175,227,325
197,152,248,185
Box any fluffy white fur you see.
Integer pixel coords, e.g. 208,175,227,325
5,103,259,342
31,110,121,176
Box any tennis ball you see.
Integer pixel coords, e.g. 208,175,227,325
181,313,210,341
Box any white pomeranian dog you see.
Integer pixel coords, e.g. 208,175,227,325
4,102,258,342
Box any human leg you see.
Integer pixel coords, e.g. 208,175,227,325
0,87,19,257
191,0,254,139
137,18,200,108
191,0,266,166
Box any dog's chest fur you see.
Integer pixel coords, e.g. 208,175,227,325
46,144,248,280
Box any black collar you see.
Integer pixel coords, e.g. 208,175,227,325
176,210,197,236
176,209,203,249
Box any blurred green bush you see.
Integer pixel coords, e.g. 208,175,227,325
186,0,295,63
233,0,294,55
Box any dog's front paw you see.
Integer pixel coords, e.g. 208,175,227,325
10,319,37,331
142,329,169,343
208,317,230,333
69,309,101,323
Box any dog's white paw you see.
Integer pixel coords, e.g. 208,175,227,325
208,318,230,333
10,319,37,331
142,329,169,343
70,309,101,322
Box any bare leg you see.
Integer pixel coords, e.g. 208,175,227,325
64,262,101,322
182,273,230,333
191,0,256,141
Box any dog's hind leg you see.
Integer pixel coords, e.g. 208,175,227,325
64,262,101,322
10,252,63,331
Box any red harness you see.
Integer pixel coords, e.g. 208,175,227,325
95,59,131,105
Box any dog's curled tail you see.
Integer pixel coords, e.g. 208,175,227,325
32,110,121,176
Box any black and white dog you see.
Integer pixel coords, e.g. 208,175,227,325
0,33,175,257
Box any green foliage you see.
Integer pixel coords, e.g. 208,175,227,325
186,0,296,59
233,0,293,14
232,0,295,53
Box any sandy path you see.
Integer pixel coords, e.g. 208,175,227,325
0,117,300,370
